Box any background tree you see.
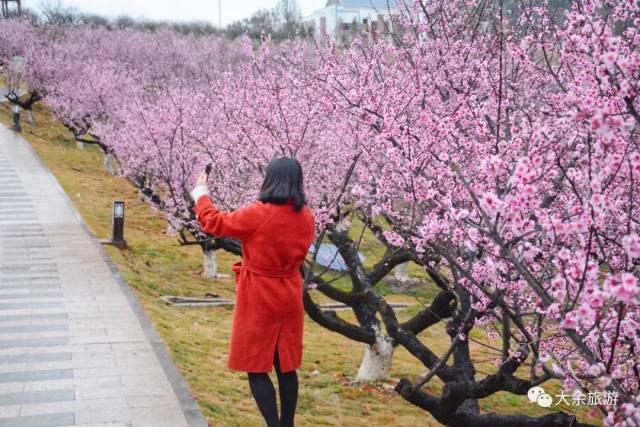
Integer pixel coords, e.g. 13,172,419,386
273,0,304,39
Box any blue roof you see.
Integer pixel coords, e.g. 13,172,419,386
308,243,366,271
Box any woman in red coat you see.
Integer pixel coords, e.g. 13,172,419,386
191,157,315,427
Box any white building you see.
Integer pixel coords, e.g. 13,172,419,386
304,0,402,41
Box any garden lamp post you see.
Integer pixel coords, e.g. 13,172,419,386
11,104,20,132
101,201,127,248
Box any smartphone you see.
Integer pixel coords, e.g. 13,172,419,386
205,163,213,176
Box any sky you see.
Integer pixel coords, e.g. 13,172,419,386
23,1,328,28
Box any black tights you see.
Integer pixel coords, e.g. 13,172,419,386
247,347,298,427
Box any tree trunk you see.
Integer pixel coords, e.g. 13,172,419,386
203,249,219,278
104,153,115,175
356,324,395,382
26,109,34,125
76,140,84,150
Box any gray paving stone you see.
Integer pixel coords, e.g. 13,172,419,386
0,353,71,364
75,407,186,426
0,206,30,211
0,278,60,284
0,412,74,427
0,207,32,211
0,263,55,269
0,389,74,405
0,271,46,278
0,369,72,383
0,338,69,349
0,270,57,276
75,385,173,400
0,403,19,417
0,303,64,310
59,422,127,427
0,325,68,334
0,314,67,322
0,276,59,283
0,292,63,300
20,376,123,392
0,284,61,290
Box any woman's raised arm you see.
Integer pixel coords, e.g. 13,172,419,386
191,184,261,241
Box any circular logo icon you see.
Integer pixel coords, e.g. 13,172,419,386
527,386,545,403
536,393,553,408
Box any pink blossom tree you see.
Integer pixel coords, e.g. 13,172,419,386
0,19,42,120
4,2,640,423
308,0,640,425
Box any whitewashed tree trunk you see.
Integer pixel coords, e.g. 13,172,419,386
356,325,395,382
76,140,84,150
393,262,411,282
26,109,34,125
203,249,219,278
104,153,115,175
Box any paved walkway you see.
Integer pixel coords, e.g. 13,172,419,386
0,125,207,426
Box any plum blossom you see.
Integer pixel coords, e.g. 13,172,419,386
622,233,640,259
479,192,503,217
605,273,639,303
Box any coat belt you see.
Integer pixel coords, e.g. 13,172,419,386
238,260,300,278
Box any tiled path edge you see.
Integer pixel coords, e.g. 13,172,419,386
0,124,208,427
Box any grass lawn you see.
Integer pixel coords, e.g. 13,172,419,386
0,101,599,426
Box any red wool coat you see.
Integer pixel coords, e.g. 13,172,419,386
194,196,315,373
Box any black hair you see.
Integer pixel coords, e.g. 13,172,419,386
258,157,306,212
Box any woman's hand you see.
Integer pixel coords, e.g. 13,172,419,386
196,170,208,187
191,170,211,203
